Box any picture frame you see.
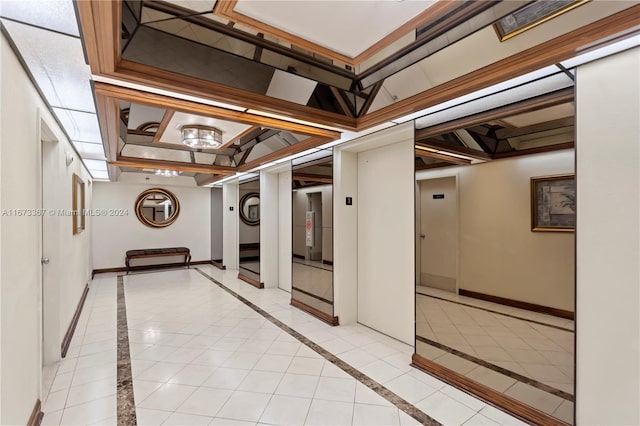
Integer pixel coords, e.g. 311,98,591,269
494,0,589,42
72,173,85,235
531,174,575,232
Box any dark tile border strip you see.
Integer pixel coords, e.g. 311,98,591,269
416,289,574,333
292,285,335,306
415,335,574,401
117,276,137,425
61,283,89,358
194,268,441,426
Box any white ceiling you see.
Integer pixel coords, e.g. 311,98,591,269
234,0,436,57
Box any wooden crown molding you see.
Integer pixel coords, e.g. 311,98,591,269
213,0,461,67
358,5,640,130
110,156,236,175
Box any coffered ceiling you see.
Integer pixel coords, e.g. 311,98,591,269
1,0,638,185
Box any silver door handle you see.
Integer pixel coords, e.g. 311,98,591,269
420,234,426,239
41,257,50,265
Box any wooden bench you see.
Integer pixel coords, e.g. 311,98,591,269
125,247,191,274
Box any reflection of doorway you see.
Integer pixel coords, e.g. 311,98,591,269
306,192,323,261
418,176,458,293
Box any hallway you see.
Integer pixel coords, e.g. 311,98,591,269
40,268,524,425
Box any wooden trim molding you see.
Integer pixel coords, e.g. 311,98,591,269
458,289,575,320
26,399,44,426
210,260,226,270
411,353,569,426
61,284,89,358
152,110,175,143
359,5,640,130
238,273,264,289
291,299,339,326
110,156,236,175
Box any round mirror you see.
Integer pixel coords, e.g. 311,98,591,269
135,188,180,228
239,192,260,226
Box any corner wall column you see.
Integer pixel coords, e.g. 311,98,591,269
222,181,239,270
575,46,640,424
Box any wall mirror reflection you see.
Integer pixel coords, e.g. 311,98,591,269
413,94,576,425
134,188,180,228
291,149,337,325
238,174,262,288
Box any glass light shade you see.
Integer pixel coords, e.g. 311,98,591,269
181,125,223,148
155,169,179,177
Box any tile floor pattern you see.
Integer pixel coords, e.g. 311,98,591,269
40,267,527,425
415,293,574,394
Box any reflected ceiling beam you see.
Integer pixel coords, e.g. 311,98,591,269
495,117,574,139
152,109,174,143
330,87,354,119
292,173,333,184
109,156,236,175
359,6,639,130
492,141,575,159
414,148,472,165
415,88,574,140
238,135,333,173
415,138,492,161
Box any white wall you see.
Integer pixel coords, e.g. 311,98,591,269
0,33,92,424
416,150,575,311
260,171,278,288
210,188,223,260
91,180,210,268
222,182,238,269
333,149,358,325
575,47,639,425
278,169,292,292
340,123,415,344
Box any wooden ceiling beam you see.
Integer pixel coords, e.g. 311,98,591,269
110,156,236,175
292,173,333,184
359,6,639,130
152,110,175,143
415,139,492,161
94,82,341,139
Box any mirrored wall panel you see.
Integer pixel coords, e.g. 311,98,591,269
413,95,576,425
291,149,337,325
238,174,262,288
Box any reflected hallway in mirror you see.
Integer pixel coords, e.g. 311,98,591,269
291,149,338,325
238,174,262,288
412,100,576,425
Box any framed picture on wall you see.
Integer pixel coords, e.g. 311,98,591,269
72,173,85,235
493,0,589,42
531,174,575,232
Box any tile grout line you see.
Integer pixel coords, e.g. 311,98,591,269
416,291,574,333
415,335,574,402
195,268,442,426
117,275,137,425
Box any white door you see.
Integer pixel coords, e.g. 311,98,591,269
419,176,458,293
41,129,61,368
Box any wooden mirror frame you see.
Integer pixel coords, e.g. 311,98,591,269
72,173,85,235
239,192,260,226
135,188,180,228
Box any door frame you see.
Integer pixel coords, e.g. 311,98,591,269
416,174,460,294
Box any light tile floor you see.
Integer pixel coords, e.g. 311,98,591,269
41,267,526,425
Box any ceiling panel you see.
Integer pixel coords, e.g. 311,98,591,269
83,159,107,171
89,170,109,180
194,152,217,164
73,142,106,160
0,0,79,36
1,19,95,113
234,0,437,57
161,111,252,146
52,108,102,144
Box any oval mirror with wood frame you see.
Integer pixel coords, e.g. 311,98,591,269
135,188,180,228
239,192,260,226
